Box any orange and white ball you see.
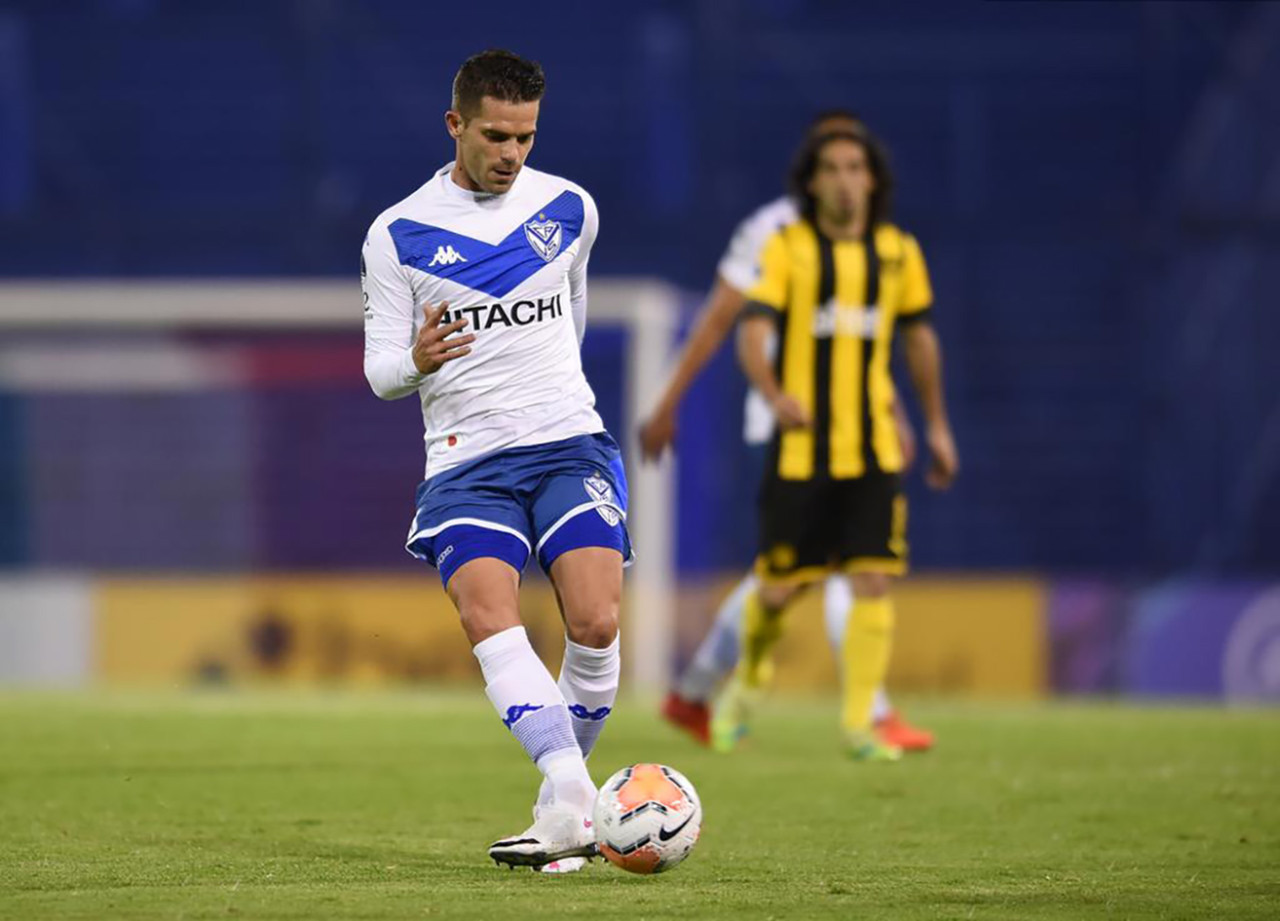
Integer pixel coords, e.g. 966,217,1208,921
592,763,702,874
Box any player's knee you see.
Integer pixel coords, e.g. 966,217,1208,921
564,600,619,648
851,572,892,598
759,582,798,611
457,601,521,646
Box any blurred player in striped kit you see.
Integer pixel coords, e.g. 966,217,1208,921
720,125,957,759
641,112,936,754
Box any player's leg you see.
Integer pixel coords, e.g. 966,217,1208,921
531,542,625,877
822,571,852,655
661,571,758,744
709,473,823,751
741,474,819,687
710,576,806,752
680,572,758,700
436,554,597,867
840,571,902,760
527,434,631,817
405,477,597,868
824,568,933,751
837,474,909,761
548,545,623,759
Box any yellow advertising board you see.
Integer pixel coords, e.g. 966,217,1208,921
97,574,1047,697
96,575,566,685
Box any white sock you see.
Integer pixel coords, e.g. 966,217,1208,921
824,574,891,721
473,626,594,814
676,573,757,702
559,633,620,757
823,573,852,653
538,633,620,810
872,686,892,723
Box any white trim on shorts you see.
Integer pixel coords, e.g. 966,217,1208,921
406,517,533,555
534,500,628,555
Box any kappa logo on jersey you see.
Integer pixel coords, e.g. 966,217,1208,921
523,213,562,262
569,704,613,722
427,245,468,267
584,474,622,527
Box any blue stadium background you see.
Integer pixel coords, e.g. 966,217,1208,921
1,0,1277,576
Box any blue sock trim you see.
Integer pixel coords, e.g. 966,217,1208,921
567,703,612,758
507,703,579,763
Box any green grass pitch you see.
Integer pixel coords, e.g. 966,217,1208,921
1,692,1276,920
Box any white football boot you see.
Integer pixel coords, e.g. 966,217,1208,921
488,805,597,869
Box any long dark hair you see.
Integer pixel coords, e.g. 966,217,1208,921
788,128,894,228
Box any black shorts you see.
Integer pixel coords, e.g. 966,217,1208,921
756,472,908,583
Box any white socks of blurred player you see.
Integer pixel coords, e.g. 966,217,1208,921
537,633,620,810
473,626,595,814
677,572,891,721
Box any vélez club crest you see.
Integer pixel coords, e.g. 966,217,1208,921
524,212,562,262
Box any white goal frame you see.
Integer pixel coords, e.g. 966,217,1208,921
0,278,681,691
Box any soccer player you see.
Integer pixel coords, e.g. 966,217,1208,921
714,126,958,760
362,50,627,871
642,112,933,752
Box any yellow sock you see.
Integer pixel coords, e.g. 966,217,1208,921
841,596,895,733
737,590,785,689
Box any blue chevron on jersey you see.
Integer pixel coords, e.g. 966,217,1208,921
388,190,585,298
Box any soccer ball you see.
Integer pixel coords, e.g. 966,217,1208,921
593,763,701,874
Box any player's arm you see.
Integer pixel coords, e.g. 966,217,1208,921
737,309,809,430
567,192,600,346
733,230,809,430
896,232,956,488
638,276,746,460
892,395,916,468
362,223,473,400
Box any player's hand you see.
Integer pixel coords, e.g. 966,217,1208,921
639,407,677,462
896,410,917,470
412,301,474,375
770,394,811,431
924,422,958,490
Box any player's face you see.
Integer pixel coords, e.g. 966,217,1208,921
809,138,875,226
448,97,539,194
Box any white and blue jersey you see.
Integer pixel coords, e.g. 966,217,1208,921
362,162,629,583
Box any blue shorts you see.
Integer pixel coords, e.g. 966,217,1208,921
405,432,633,586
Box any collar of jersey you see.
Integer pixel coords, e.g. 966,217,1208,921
436,160,522,204
388,189,584,299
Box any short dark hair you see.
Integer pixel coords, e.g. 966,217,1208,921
788,128,894,228
452,49,546,118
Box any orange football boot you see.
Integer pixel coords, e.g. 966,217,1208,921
661,692,710,746
874,710,934,752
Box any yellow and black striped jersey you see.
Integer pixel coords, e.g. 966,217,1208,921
746,219,932,481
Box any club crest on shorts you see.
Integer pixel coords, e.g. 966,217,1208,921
768,543,797,571
584,474,621,526
524,213,562,262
